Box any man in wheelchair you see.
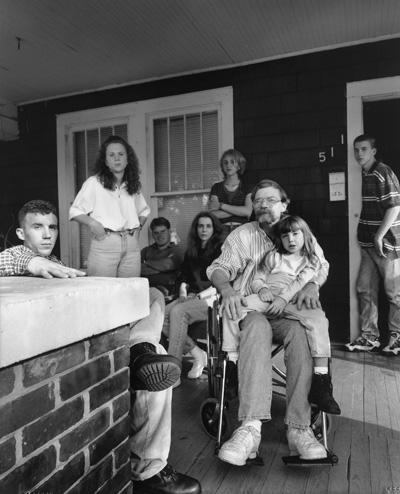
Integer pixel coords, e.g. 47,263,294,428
207,179,333,466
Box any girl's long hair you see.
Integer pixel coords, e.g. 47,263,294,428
186,211,222,260
261,215,319,270
94,135,141,195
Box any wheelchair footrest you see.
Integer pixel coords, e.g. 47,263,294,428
282,450,338,466
246,454,265,466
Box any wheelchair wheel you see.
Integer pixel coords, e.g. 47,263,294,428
311,405,331,442
200,398,231,441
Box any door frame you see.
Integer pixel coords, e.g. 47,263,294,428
346,75,400,341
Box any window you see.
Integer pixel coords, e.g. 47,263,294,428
57,87,233,268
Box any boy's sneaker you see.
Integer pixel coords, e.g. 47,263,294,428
380,332,400,357
308,373,341,415
345,335,380,352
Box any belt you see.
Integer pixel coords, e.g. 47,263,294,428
223,222,242,227
105,228,137,236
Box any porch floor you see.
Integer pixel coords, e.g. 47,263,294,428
169,344,400,494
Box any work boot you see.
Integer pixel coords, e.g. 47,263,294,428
308,373,341,415
286,426,327,460
131,464,201,494
130,342,181,392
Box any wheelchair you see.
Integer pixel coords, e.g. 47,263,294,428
199,299,338,467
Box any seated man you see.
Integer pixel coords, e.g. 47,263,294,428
0,200,201,494
141,217,183,296
207,180,329,465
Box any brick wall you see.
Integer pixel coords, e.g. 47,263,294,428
0,326,132,494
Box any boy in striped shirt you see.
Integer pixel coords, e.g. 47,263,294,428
346,134,400,356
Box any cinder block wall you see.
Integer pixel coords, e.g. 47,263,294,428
0,326,132,494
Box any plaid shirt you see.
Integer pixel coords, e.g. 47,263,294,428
358,160,400,256
0,245,63,276
207,221,329,296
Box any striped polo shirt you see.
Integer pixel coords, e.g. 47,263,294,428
358,160,400,256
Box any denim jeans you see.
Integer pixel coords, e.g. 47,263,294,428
163,296,209,360
238,311,313,429
88,230,141,278
357,247,400,338
223,294,331,358
130,288,171,480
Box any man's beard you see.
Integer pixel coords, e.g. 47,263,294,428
256,208,277,224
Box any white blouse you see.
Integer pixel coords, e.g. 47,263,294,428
69,175,150,231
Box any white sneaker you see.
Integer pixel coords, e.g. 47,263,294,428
287,426,327,460
218,426,261,466
187,346,207,379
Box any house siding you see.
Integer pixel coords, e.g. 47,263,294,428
1,37,400,342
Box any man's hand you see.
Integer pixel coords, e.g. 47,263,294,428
292,283,321,310
27,257,87,279
219,285,246,320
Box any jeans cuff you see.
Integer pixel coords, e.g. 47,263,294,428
239,414,271,421
285,421,310,430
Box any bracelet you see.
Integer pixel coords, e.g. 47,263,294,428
308,280,320,288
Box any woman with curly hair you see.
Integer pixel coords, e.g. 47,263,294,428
69,135,150,277
163,211,223,383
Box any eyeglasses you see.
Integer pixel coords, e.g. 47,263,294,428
253,197,282,206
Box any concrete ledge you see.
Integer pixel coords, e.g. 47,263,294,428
0,277,149,369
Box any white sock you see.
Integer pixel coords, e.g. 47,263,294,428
227,351,239,364
242,420,262,433
314,366,328,375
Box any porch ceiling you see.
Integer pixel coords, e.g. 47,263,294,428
0,0,400,105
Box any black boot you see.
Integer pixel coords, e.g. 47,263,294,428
308,373,341,415
131,464,201,494
130,342,181,392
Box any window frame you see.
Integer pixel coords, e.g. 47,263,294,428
56,87,233,268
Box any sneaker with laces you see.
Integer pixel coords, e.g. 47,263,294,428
287,426,327,460
218,425,261,466
308,373,341,415
345,335,380,352
380,332,400,357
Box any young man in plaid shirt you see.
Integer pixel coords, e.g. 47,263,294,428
0,199,201,494
346,134,400,356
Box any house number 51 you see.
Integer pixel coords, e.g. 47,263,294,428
319,146,334,163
